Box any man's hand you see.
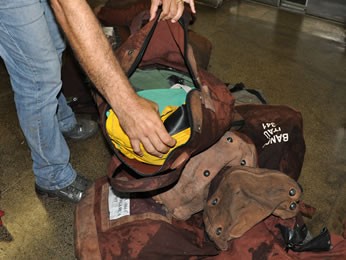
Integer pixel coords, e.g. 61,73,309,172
150,0,196,23
117,95,176,158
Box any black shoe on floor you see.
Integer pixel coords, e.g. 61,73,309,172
72,174,92,191
63,118,98,140
35,174,92,203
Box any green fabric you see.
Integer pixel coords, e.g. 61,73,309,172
129,68,195,91
129,68,195,114
137,88,188,114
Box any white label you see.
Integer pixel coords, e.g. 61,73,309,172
170,83,193,93
108,187,130,220
102,26,114,37
261,122,289,148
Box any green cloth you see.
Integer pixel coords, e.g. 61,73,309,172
129,68,195,114
129,68,195,91
137,88,188,114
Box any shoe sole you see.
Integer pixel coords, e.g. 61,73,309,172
35,189,61,201
64,131,98,141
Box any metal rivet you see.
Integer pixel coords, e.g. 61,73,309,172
211,198,218,205
203,170,210,177
289,188,296,196
289,202,297,210
216,227,222,236
240,160,246,166
227,137,233,143
128,50,133,55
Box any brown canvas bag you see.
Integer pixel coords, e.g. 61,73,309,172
95,0,212,70
75,176,220,260
212,215,346,260
74,6,346,260
94,11,235,193
235,104,306,181
75,174,346,259
75,166,301,259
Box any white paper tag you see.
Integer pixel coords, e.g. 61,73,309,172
102,26,114,37
108,187,130,220
170,83,193,93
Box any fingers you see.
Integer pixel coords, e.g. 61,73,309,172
155,124,177,150
142,132,172,157
119,96,177,158
131,139,143,157
131,128,177,158
150,0,162,21
150,0,196,23
186,0,196,13
171,0,184,23
159,0,176,22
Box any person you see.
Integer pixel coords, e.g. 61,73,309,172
0,0,99,203
0,0,195,203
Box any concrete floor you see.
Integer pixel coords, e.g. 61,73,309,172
0,0,345,259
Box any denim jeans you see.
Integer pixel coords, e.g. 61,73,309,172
0,0,78,190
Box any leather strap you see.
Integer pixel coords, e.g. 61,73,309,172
164,105,189,135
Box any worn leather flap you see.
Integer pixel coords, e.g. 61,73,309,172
154,131,257,220
203,166,302,250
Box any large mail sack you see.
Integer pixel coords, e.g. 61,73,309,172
235,104,306,181
75,171,346,259
94,10,235,193
75,167,299,259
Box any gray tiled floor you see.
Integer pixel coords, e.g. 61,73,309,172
1,0,345,259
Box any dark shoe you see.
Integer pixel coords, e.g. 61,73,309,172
63,118,98,140
35,174,92,203
72,173,92,191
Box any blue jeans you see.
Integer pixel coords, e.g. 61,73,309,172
0,0,78,190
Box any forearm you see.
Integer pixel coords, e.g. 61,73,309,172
50,0,137,113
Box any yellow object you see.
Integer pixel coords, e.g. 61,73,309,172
106,106,191,165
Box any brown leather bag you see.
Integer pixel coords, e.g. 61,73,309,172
75,165,298,259
75,167,346,259
75,176,220,260
75,4,346,259
94,11,235,193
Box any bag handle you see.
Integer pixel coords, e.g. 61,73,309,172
126,9,200,89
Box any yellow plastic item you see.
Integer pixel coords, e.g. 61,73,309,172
106,106,191,165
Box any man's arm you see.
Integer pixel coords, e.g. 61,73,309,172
50,0,176,157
